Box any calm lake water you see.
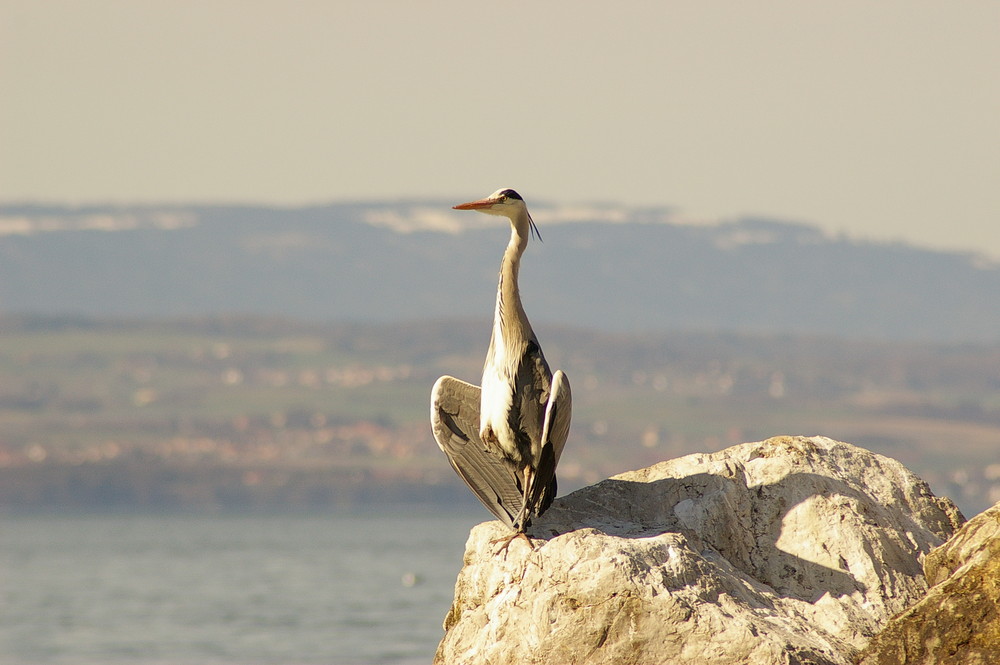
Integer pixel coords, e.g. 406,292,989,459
0,510,482,665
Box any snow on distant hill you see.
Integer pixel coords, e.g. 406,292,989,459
1,202,997,342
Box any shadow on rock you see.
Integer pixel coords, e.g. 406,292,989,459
531,464,931,602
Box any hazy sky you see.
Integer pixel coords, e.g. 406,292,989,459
3,1,999,256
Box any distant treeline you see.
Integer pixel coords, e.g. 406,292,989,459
0,462,476,513
2,315,999,516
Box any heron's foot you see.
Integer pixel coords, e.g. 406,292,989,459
490,532,534,558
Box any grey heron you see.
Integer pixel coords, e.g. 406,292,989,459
431,188,572,550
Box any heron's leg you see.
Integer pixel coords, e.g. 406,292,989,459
512,465,533,531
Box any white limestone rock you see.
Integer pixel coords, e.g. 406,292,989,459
435,436,964,665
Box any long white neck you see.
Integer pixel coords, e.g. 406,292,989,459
489,212,534,364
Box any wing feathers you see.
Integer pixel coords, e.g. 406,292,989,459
431,376,522,528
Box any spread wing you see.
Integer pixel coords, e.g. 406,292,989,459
528,369,572,517
430,375,522,529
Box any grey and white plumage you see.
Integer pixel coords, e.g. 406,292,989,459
431,188,572,537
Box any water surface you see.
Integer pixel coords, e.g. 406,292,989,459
0,510,479,664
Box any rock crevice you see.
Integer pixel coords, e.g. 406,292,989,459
858,501,1000,665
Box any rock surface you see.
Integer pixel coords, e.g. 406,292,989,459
857,501,1000,665
435,436,964,665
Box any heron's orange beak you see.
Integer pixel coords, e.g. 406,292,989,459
452,197,497,210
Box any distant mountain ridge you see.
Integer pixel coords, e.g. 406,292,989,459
1,202,998,342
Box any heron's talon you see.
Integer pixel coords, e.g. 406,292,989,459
491,532,534,557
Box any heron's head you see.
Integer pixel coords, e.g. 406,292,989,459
453,188,541,241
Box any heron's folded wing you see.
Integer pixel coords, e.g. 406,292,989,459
431,376,521,529
532,369,572,517
544,370,572,468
